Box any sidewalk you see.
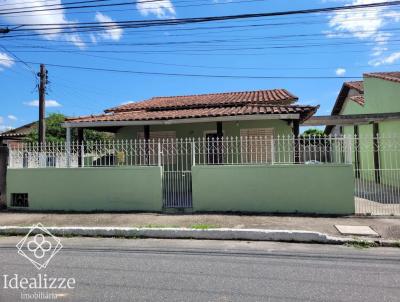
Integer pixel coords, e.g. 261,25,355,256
0,212,399,240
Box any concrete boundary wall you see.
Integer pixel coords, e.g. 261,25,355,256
192,164,354,214
7,167,163,212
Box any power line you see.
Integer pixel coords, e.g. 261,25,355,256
8,44,398,71
0,2,389,20
0,57,363,79
0,44,38,83
7,38,400,54
3,9,399,40
6,27,400,49
0,0,263,15
3,1,400,28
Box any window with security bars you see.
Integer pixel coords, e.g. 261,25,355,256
11,193,29,207
240,128,274,164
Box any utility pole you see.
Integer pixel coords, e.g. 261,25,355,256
38,64,48,145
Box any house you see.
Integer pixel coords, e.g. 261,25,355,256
5,88,359,214
326,72,400,136
64,88,318,143
0,121,36,147
326,72,400,189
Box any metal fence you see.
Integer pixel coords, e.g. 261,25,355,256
8,134,400,215
8,135,352,168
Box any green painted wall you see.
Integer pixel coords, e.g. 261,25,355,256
116,119,293,140
7,167,163,212
192,164,354,214
341,77,400,135
342,78,400,115
340,78,400,187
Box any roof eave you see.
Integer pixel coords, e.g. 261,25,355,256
63,113,301,128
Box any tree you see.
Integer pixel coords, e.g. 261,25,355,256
26,113,113,143
301,128,325,138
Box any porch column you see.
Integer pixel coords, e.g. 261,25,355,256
144,125,150,164
77,128,84,167
216,122,223,138
292,120,300,163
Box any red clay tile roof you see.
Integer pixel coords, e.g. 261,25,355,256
106,89,298,112
364,72,400,83
330,81,364,116
344,81,364,93
67,104,318,123
66,89,318,125
349,95,365,106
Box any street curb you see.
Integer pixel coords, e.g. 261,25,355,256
1,226,397,247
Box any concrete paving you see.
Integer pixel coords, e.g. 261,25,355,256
1,212,400,239
335,225,379,237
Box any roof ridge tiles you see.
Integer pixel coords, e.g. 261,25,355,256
105,88,299,113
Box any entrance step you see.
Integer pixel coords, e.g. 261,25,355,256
163,208,193,214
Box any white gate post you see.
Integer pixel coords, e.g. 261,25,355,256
66,127,71,168
344,134,353,164
191,140,196,166
80,141,85,168
157,141,162,167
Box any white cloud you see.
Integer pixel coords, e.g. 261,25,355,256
0,116,13,133
120,101,134,105
335,68,346,76
7,115,17,121
2,0,84,47
369,51,400,66
326,0,400,64
0,52,14,70
94,12,123,41
0,125,13,133
24,100,62,107
136,0,175,18
65,33,86,49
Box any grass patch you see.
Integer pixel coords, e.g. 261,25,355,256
190,224,218,230
346,239,378,249
140,224,180,228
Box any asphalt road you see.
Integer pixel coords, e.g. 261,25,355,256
0,237,399,302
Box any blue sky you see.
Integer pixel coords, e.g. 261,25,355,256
0,0,400,131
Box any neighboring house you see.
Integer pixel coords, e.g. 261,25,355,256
327,72,400,135
325,80,364,135
326,72,400,187
64,88,318,143
0,121,36,147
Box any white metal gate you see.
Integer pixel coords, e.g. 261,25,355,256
161,139,193,208
352,134,400,216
